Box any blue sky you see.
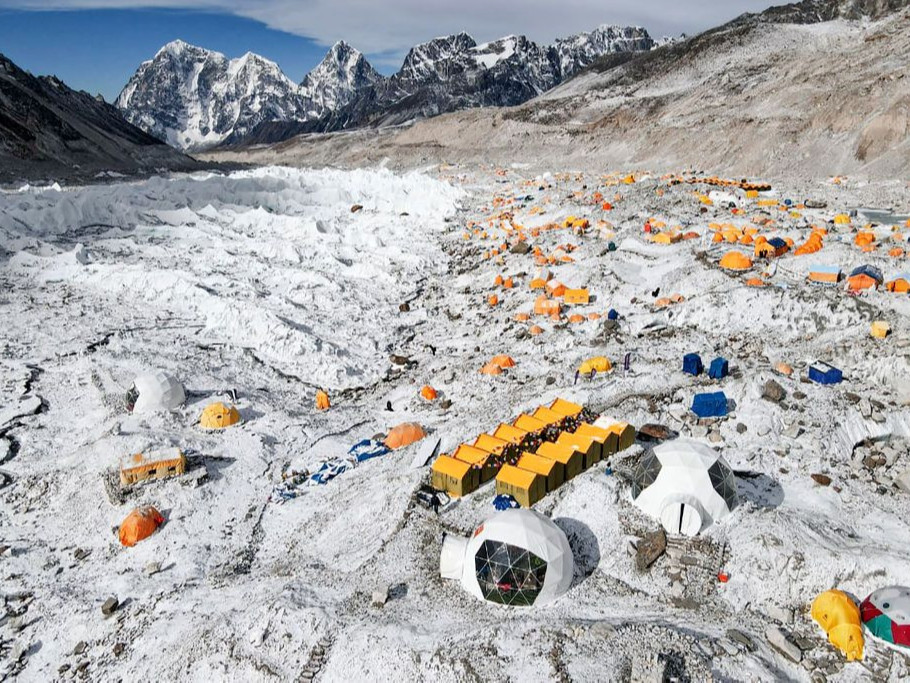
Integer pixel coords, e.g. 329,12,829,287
0,9,337,101
0,1,774,103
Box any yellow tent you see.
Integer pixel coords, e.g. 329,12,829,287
563,288,590,305
557,431,600,469
549,398,583,420
578,356,612,375
536,441,583,480
431,455,479,498
811,590,863,661
495,464,546,508
517,452,564,492
575,423,619,457
870,321,891,339
453,444,498,482
200,402,241,430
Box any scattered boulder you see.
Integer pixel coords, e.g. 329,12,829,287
398,302,410,313
350,204,363,213
805,199,827,209
634,529,667,571
510,241,531,255
896,468,910,494
73,641,87,655
765,626,802,663
762,380,786,403
389,354,410,366
811,474,832,487
726,629,757,652
638,424,671,442
736,423,748,434
113,642,125,657
371,586,389,607
101,596,119,616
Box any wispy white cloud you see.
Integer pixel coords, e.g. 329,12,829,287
0,0,775,54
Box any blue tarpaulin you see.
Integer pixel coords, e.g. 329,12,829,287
692,391,729,418
683,353,704,376
708,357,729,379
308,459,353,485
493,494,520,510
349,439,390,462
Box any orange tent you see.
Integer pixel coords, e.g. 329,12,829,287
481,362,503,376
490,354,516,368
719,251,753,271
420,385,438,401
119,506,165,547
384,423,426,449
529,325,544,336
315,390,331,411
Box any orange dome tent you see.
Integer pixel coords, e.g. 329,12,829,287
315,390,331,411
384,423,426,450
420,385,438,401
119,506,165,547
719,251,753,271
481,362,503,376
490,355,516,369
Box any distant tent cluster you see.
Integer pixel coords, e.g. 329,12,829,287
431,398,635,506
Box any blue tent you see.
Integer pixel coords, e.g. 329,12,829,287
809,362,843,385
683,353,704,376
692,392,728,418
608,309,619,321
708,357,729,379
767,237,788,249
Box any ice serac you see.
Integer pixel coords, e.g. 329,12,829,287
299,41,384,118
0,52,197,184
115,39,307,151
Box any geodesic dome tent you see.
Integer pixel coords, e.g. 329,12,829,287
440,509,573,607
861,586,910,652
126,371,185,414
632,439,737,536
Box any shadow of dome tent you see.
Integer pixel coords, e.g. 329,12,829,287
631,439,738,536
440,508,573,607
126,370,185,413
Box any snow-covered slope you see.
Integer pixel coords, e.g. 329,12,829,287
117,26,654,150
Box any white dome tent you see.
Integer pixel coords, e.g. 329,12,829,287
439,509,573,607
126,371,186,414
632,439,737,536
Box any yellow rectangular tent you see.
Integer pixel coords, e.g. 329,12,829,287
557,431,600,469
473,433,509,456
536,441,583,480
492,423,529,445
563,288,590,305
549,398,583,419
453,444,499,483
517,451,564,492
609,422,636,451
575,423,619,457
513,413,547,433
431,455,479,498
496,464,546,508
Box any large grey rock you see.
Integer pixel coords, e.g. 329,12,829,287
101,596,119,616
635,529,667,571
766,626,802,663
762,380,786,403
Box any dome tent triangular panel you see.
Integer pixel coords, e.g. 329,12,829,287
632,439,737,536
442,509,573,607
127,371,185,413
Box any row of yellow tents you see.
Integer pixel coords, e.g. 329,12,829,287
431,398,635,506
